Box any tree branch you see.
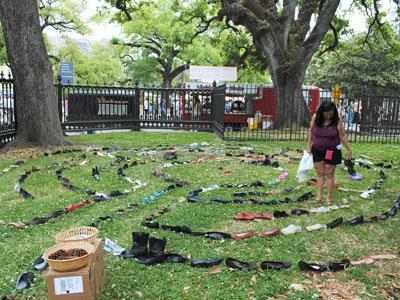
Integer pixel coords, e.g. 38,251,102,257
41,19,75,31
189,16,218,44
280,0,296,49
116,0,132,21
317,22,339,60
168,63,190,81
294,0,320,44
302,0,340,65
48,54,60,63
218,1,269,37
121,42,162,57
361,0,386,45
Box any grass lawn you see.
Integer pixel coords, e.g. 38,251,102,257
0,131,399,299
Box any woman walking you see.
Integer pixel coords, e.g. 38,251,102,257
307,101,352,205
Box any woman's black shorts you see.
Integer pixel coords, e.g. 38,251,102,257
311,146,342,165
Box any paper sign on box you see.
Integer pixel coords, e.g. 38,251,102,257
54,276,84,295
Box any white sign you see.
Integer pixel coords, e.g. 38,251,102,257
54,276,84,295
189,66,237,81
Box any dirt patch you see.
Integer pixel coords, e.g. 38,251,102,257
314,279,366,300
381,284,400,299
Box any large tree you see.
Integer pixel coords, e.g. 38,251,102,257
0,0,66,148
106,0,221,88
212,0,391,127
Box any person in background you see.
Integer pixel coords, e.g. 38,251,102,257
307,100,352,205
192,94,200,120
144,98,149,118
161,99,167,118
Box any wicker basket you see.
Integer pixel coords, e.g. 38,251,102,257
43,242,94,272
55,226,98,244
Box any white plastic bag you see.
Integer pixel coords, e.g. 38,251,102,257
296,150,314,182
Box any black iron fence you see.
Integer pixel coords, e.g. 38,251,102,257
58,80,214,132
0,72,15,146
1,74,400,148
217,84,400,143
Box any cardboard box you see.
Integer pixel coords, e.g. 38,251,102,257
46,239,104,300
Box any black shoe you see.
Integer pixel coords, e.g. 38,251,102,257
204,232,231,239
191,258,223,268
142,221,159,229
92,195,110,202
181,226,193,234
379,207,397,220
260,261,292,271
273,211,289,218
161,225,184,233
188,188,203,197
122,232,149,258
187,196,204,203
372,182,382,190
344,216,364,226
271,161,280,168
232,192,247,197
251,181,263,187
395,197,400,209
166,184,176,191
16,272,34,291
326,217,343,229
136,237,167,265
344,159,356,176
283,197,293,204
290,209,309,216
298,260,328,272
211,198,231,204
297,192,313,202
232,198,248,204
226,258,257,270
110,190,126,197
328,259,350,272
92,167,100,181
165,253,188,264
34,256,48,271
136,254,166,265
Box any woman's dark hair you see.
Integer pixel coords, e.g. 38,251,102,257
315,100,339,127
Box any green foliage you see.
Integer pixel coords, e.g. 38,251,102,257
54,40,127,84
306,23,400,93
39,0,89,34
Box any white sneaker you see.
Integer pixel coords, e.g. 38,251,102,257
306,224,327,231
282,224,302,235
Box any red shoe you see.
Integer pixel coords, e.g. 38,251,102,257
259,229,281,237
67,203,83,212
231,231,255,239
234,213,255,221
308,179,317,185
253,213,273,220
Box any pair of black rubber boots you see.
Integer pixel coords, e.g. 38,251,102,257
123,232,166,265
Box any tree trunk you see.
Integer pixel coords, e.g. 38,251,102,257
0,0,66,148
161,76,171,105
271,67,310,129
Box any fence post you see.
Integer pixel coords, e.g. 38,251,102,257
134,80,140,120
211,80,217,121
56,75,63,123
